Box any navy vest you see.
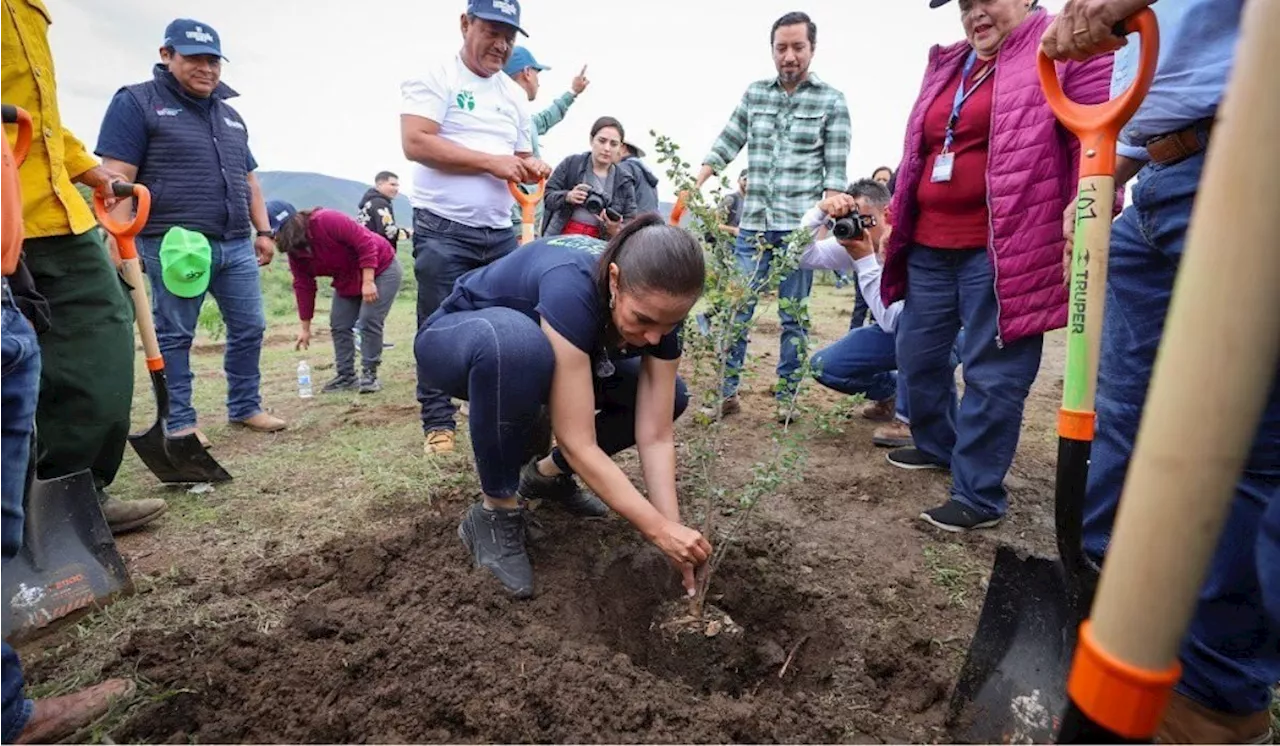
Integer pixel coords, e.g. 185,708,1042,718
123,67,253,240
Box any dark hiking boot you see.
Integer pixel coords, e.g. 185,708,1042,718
518,458,608,518
358,368,381,394
322,374,358,393
458,503,534,598
861,397,897,422
919,499,1003,533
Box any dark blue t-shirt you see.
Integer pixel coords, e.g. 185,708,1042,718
438,234,682,361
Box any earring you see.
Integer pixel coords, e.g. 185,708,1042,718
609,294,616,310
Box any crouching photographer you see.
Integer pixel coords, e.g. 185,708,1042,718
797,179,960,451
543,116,637,239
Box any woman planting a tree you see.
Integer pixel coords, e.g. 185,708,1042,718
414,214,711,598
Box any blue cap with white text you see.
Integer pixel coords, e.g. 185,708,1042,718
163,18,226,60
467,0,527,36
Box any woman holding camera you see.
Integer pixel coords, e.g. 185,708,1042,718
880,0,1114,532
542,116,637,239
414,215,710,598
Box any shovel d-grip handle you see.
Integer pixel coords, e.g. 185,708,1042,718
669,191,687,226
1038,9,1159,179
2,104,33,166
93,182,151,261
508,179,545,245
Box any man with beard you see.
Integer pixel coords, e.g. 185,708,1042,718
694,11,851,422
401,0,551,455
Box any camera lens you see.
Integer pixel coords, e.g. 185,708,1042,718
833,217,862,241
584,192,605,214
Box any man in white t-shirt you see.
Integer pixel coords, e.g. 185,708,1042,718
401,0,551,455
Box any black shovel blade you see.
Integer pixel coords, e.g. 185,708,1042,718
946,545,1072,744
2,471,133,644
128,423,232,484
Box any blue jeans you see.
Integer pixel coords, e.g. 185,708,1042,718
722,230,813,400
412,209,518,433
1083,151,1280,715
2,285,41,741
896,246,1043,517
813,323,963,424
415,307,689,497
137,234,265,431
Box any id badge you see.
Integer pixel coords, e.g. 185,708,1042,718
931,152,955,183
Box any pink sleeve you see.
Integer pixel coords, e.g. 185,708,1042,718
322,209,386,269
288,252,318,321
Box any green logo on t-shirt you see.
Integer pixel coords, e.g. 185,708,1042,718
456,91,476,111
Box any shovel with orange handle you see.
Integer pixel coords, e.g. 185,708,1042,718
943,11,1159,743
669,191,687,226
508,179,546,245
1055,0,1280,741
95,183,233,484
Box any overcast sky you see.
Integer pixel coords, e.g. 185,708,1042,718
48,0,1066,202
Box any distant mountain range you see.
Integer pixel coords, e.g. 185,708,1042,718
258,169,681,226
257,171,412,220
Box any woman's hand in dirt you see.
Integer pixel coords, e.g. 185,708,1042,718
651,520,712,594
295,328,311,351
362,279,379,304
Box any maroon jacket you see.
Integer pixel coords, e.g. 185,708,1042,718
882,10,1116,345
287,208,396,321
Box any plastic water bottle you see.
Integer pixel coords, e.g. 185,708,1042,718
297,360,313,399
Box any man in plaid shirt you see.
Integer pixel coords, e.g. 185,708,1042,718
696,10,850,419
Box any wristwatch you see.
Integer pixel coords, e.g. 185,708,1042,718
256,229,275,240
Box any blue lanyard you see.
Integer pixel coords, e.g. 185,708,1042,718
944,50,993,152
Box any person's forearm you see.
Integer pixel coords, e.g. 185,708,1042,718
403,131,494,175
561,442,667,537
695,164,715,187
636,436,680,524
300,318,312,332
717,224,739,236
361,267,375,283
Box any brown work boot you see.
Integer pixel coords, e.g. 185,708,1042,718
424,429,456,455
872,420,913,448
15,678,135,744
231,412,287,433
700,394,740,420
101,495,167,534
168,427,212,449
1155,692,1273,744
860,397,896,422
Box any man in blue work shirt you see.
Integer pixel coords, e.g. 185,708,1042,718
1044,1,1277,742
504,46,589,234
97,18,286,442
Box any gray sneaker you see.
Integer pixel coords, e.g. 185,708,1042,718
322,375,359,393
518,458,608,518
458,503,534,598
358,370,381,394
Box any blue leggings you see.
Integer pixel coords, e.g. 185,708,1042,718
415,307,689,497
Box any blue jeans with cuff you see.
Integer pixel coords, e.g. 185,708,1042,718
721,229,813,400
2,283,41,741
895,245,1043,518
412,209,518,434
137,234,265,432
1082,150,1280,716
415,307,688,497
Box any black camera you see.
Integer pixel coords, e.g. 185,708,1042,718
582,187,608,215
827,209,877,241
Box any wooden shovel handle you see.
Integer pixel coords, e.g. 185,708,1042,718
508,179,545,245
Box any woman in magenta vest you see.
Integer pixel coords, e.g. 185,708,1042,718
269,201,403,395
881,0,1113,531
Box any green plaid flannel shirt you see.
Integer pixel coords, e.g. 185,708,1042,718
703,74,851,232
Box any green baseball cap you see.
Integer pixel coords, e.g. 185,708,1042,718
159,227,211,298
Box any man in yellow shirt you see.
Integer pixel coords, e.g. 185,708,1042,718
2,0,165,532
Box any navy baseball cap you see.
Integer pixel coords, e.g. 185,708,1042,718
503,47,547,77
467,0,527,36
163,18,226,60
266,200,297,233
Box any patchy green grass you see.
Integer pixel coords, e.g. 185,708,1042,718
922,542,985,610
